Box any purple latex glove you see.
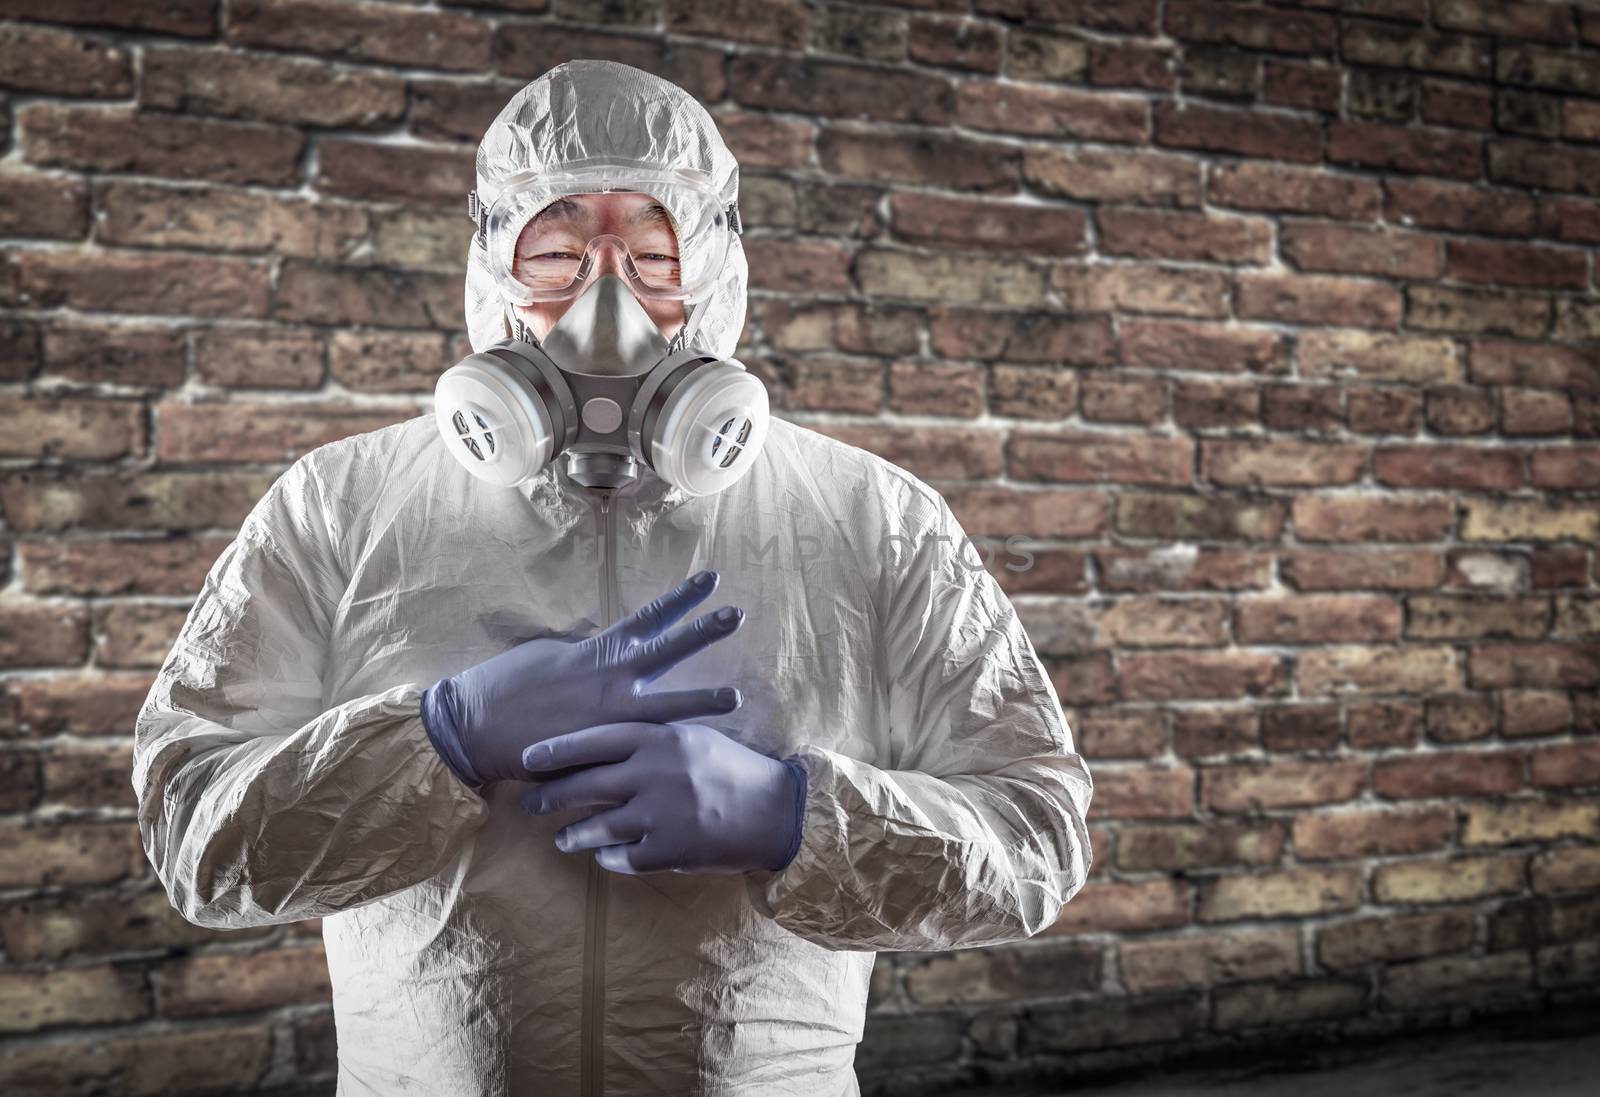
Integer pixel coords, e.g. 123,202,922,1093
420,570,744,788
519,721,806,876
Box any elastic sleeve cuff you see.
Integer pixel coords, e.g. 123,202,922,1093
419,679,486,795
773,756,808,871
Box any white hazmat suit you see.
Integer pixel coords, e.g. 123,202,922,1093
133,59,1094,1097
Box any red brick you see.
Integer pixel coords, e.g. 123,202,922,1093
1348,386,1424,434
41,321,186,386
1502,690,1572,737
1420,79,1495,129
1209,161,1382,220
890,192,1087,256
0,597,91,667
666,0,808,48
733,55,953,126
1095,547,1272,592
1204,760,1367,813
782,356,882,413
1424,385,1496,434
1444,239,1589,289
1469,643,1600,689
0,0,216,36
1234,594,1401,645
156,403,410,464
1116,492,1286,540
1121,319,1284,372
1059,263,1230,318
1471,339,1600,392
1236,273,1402,328
0,396,144,460
909,14,1002,73
20,104,303,186
990,365,1077,419
1261,382,1343,433
273,261,457,329
159,945,332,1018
0,23,131,97
1319,909,1475,969
1280,549,1444,591
714,111,816,171
1173,379,1259,429
0,469,276,533
1435,0,1576,44
315,138,472,208
1529,742,1600,790
887,362,983,418
958,81,1146,141
1154,99,1322,162
944,486,1109,539
1009,433,1191,485
1297,645,1460,695
1296,806,1454,860
1083,767,1194,819
1293,222,1444,282
95,181,367,261
1023,145,1202,205
1120,651,1287,701
1407,595,1552,639
1080,375,1168,424
196,327,325,389
1530,446,1600,489
142,47,405,128
21,536,228,597
1163,0,1335,54
1201,439,1366,486
1374,750,1525,799
1117,822,1285,872
819,127,1017,193
929,309,1114,364
227,0,490,71
1049,878,1189,935
1374,444,1524,490
494,26,726,103
1344,18,1492,76
1329,119,1482,179
1097,206,1272,264
18,250,270,318
1489,136,1600,198
0,820,141,888
814,424,1001,482
0,1023,272,1093
1173,707,1260,757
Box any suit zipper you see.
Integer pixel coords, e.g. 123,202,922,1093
581,487,618,1097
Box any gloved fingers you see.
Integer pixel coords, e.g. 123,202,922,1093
631,606,744,680
551,803,649,855
520,763,636,813
522,721,648,776
599,570,718,646
595,833,680,875
632,686,741,725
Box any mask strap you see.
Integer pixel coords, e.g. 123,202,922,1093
670,297,710,355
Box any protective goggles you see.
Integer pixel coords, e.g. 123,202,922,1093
468,156,743,306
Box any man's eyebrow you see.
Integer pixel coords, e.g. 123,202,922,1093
528,198,671,230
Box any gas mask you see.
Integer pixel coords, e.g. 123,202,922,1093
435,257,769,496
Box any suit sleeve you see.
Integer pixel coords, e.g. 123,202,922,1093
746,482,1094,951
132,454,491,930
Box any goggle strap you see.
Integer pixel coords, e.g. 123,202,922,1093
727,201,742,235
468,189,489,246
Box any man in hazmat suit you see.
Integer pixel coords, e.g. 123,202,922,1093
133,59,1094,1096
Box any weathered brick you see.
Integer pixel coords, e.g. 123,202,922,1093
1098,206,1272,263
1295,805,1455,860
1007,27,1089,83
1259,382,1343,433
274,261,458,329
1202,439,1366,487
1096,546,1272,592
3,26,128,107
1420,78,1495,129
1236,273,1402,328
1173,379,1259,429
1173,707,1260,757
142,47,405,128
0,1023,273,1095
781,356,882,413
1435,0,1576,45
908,14,992,73
1121,319,1283,372
195,327,325,389
667,0,809,48
1154,100,1322,162
1347,386,1424,434
885,362,983,418
905,939,1099,1005
1282,222,1441,278
41,321,186,387
21,104,303,186
1386,178,1538,236
1059,263,1231,318
0,597,91,668
1409,284,1551,337
156,402,407,464
1116,492,1285,540
1372,854,1526,903
1120,928,1300,993
1374,443,1524,490
1406,594,1551,639
0,396,145,460
1213,978,1368,1030
1465,797,1600,847
0,965,149,1033
1079,375,1168,424
0,469,276,533
1120,651,1287,701
1348,698,1425,750
958,80,1146,141
1024,145,1202,205
10,673,153,738
1197,867,1361,921
1017,991,1200,1054
1462,499,1600,542
758,301,919,356
1209,161,1382,219
1344,19,1492,76
227,0,490,70
990,365,1077,419
890,192,1086,256
1500,388,1571,435
0,820,141,888
1531,844,1600,894
96,181,368,261
1203,759,1367,813
0,0,217,37
494,24,725,102
0,888,260,963
1008,432,1191,485
1318,909,1475,969
1263,58,1344,112
1234,594,1400,644
733,55,952,125
1291,493,1454,542
1374,750,1525,799
93,603,188,668
1117,822,1284,873
815,5,909,64
1425,692,1499,742
1385,951,1534,1010
158,945,332,1017
315,138,472,208
858,248,1045,307
17,251,270,319
1280,548,1443,591
1502,690,1572,738
1050,877,1189,934
1298,645,1459,695
1324,119,1472,179
1489,136,1600,198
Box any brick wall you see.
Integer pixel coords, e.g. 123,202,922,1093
1,1,1598,1094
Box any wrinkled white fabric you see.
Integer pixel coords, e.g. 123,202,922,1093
132,59,1094,1097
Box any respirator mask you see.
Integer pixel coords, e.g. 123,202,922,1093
434,158,769,495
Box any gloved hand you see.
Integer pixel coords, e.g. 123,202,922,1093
420,570,745,788
519,721,807,875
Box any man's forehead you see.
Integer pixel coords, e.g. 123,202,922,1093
530,192,671,229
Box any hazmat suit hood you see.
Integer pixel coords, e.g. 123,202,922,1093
464,59,748,361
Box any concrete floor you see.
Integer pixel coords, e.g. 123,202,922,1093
1020,1029,1600,1097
